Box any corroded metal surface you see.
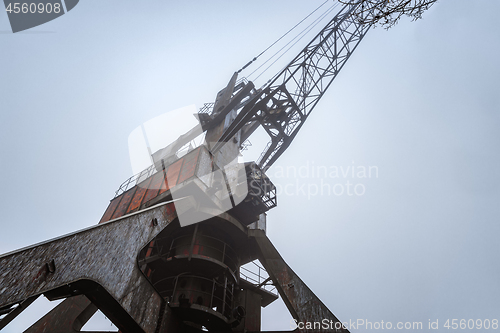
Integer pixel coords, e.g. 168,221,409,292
250,229,348,333
0,295,39,330
0,202,177,333
24,295,97,333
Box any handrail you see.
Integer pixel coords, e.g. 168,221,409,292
240,260,277,295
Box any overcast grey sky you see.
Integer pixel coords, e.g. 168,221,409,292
1,0,499,331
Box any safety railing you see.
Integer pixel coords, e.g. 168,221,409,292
198,102,214,115
154,274,234,319
240,260,277,295
247,163,277,209
114,164,157,197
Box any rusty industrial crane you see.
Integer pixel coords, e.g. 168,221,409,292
0,1,379,332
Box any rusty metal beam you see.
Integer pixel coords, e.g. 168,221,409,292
0,295,39,330
23,295,100,333
249,229,348,333
0,202,178,333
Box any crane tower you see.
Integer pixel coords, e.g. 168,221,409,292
0,1,379,332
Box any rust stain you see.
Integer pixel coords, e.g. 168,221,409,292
165,158,184,190
99,195,123,223
127,177,152,213
142,172,164,203
177,147,201,184
111,187,137,219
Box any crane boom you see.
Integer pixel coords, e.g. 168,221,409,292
211,1,378,169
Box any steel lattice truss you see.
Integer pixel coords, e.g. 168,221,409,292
214,1,380,170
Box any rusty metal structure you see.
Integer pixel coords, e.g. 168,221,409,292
0,1,380,332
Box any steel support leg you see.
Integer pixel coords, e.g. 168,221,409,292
249,229,348,333
23,295,99,333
